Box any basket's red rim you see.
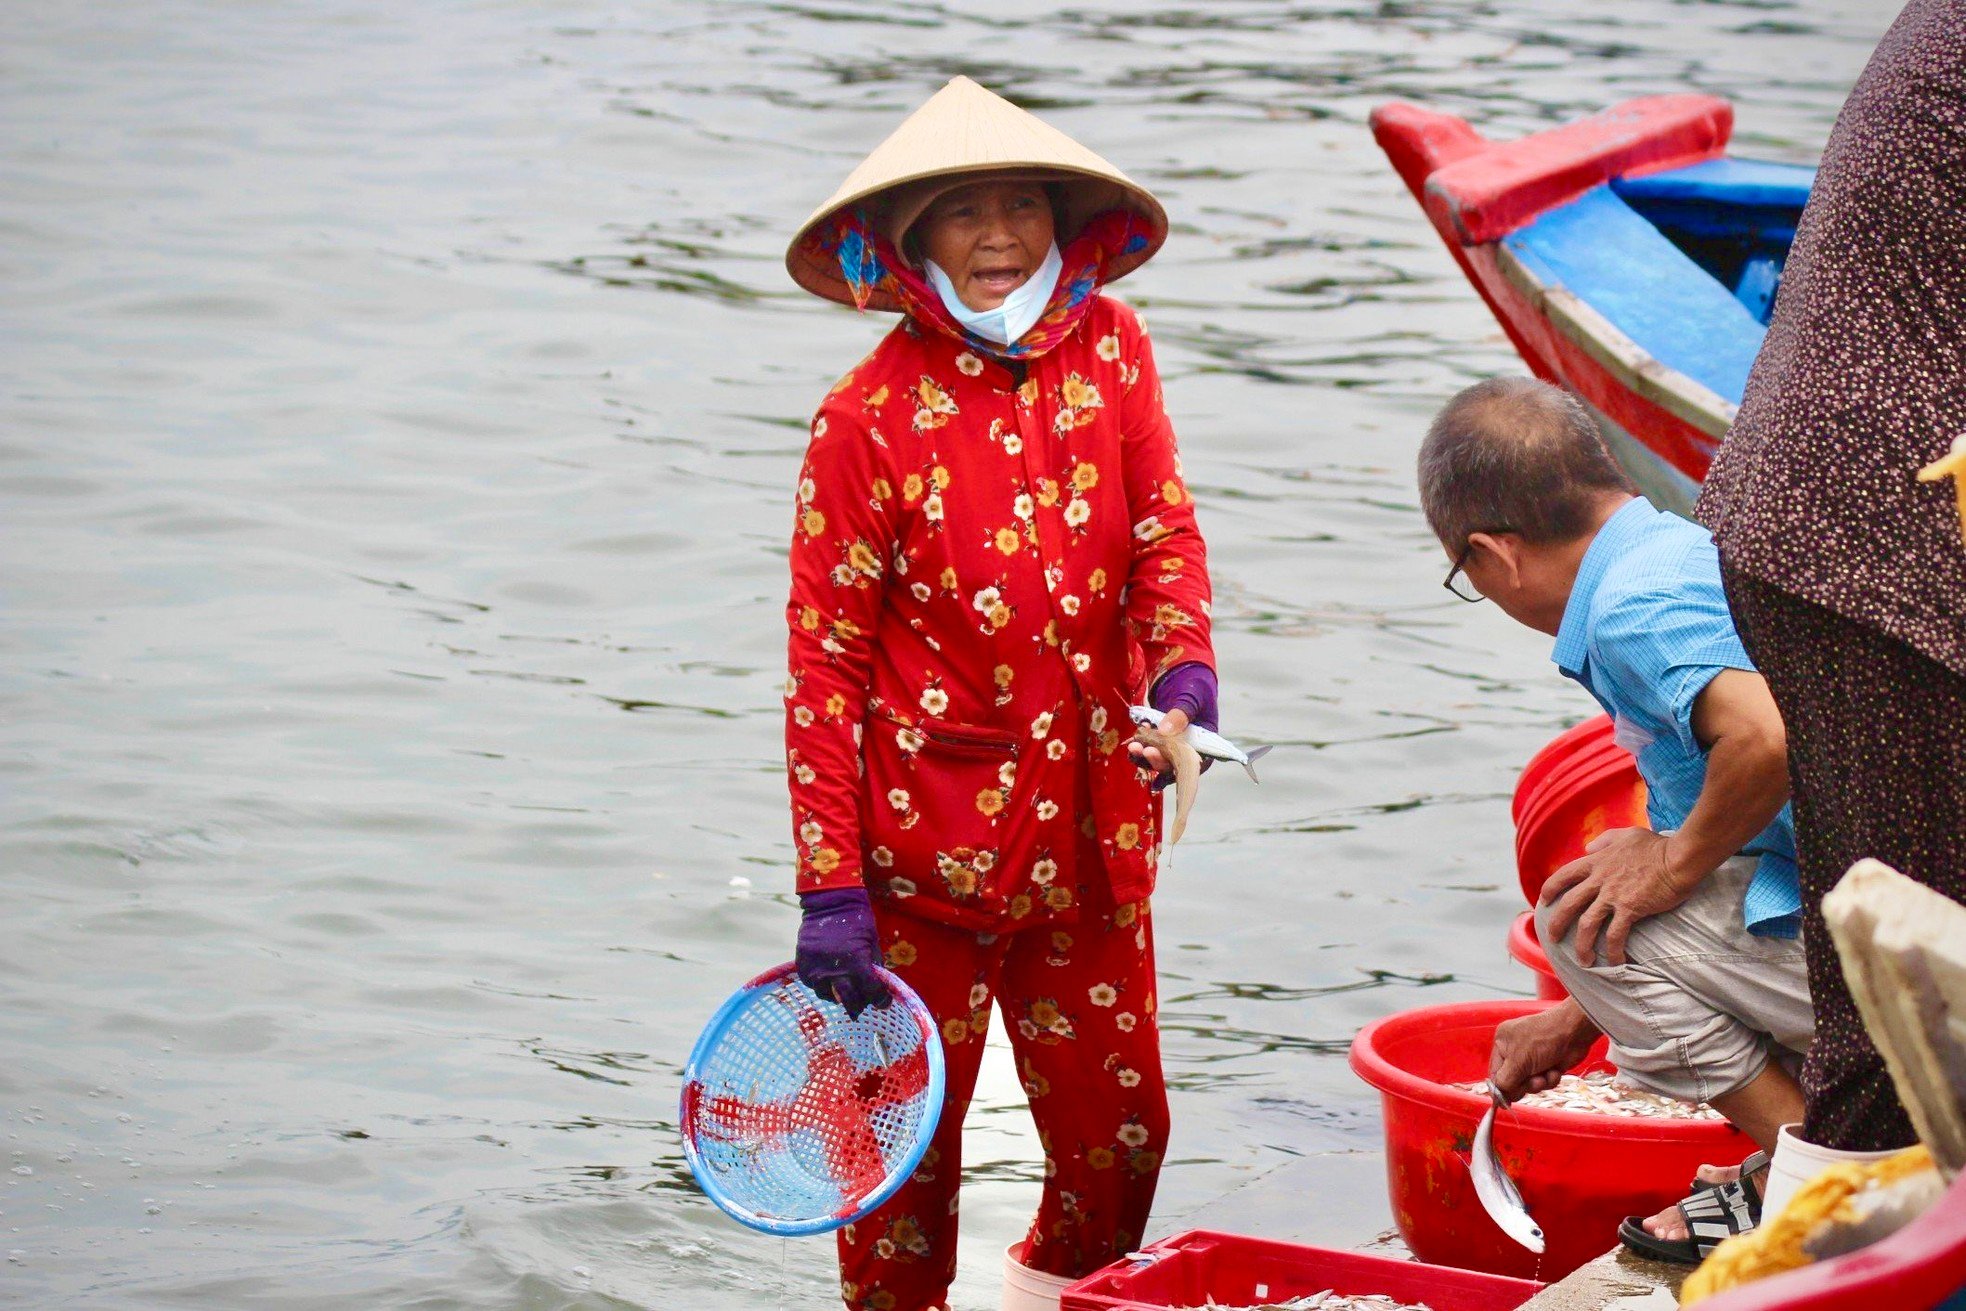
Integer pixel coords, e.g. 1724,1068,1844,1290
1515,758,1651,904
1514,749,1623,826
1117,1227,1549,1294
1506,909,1552,974
1513,768,1643,867
1510,716,1617,823
1348,999,1749,1142
1515,715,1613,776
1513,750,1644,842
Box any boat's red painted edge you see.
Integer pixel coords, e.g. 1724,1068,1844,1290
1370,105,1543,383
1369,99,1729,485
1468,244,1720,482
1372,95,1735,245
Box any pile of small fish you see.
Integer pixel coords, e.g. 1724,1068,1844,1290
1458,1071,1725,1120
1171,1293,1434,1311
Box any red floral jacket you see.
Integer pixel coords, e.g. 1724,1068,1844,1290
785,295,1214,930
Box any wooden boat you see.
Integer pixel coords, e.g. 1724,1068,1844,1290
1372,95,1814,514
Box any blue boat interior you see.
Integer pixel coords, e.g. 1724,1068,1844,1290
1499,157,1814,406
1614,158,1813,322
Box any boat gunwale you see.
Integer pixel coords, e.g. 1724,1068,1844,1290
1492,240,1738,442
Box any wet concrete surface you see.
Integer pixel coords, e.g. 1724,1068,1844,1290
1520,1248,1687,1311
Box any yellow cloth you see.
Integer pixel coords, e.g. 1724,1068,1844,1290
1680,1144,1933,1306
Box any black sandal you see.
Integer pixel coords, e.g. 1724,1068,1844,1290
1618,1150,1769,1265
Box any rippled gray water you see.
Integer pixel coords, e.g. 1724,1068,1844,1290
1,2,1890,1307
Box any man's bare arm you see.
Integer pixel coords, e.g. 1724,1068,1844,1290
1666,667,1791,887
1542,668,1790,966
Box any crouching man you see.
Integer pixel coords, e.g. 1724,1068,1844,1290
1417,378,1812,1263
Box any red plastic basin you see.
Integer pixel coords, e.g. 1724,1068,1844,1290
1511,716,1618,826
1063,1229,1542,1311
1506,910,1567,1001
1349,1000,1752,1282
1513,716,1649,906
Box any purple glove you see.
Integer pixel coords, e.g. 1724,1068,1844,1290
794,887,892,1019
1135,663,1219,793
1151,662,1219,732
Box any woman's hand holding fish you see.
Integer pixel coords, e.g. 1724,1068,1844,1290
1129,709,1205,845
1129,662,1220,790
1126,707,1192,778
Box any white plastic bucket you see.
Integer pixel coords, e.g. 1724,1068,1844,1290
1001,1241,1075,1311
1761,1121,1903,1221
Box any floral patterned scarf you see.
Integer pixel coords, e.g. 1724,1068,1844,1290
813,206,1155,361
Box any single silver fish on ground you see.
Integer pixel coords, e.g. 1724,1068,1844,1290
1126,705,1274,781
1470,1081,1544,1254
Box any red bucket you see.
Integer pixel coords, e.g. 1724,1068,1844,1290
1511,716,1618,826
1349,1000,1752,1281
1506,911,1566,1001
1063,1229,1542,1311
1513,716,1649,905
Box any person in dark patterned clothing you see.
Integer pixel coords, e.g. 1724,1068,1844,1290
1698,0,1966,1177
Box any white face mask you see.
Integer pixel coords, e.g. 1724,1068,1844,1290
925,242,1063,346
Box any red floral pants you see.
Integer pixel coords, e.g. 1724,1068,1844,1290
834,898,1168,1311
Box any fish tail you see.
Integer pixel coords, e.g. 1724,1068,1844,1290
1241,744,1273,782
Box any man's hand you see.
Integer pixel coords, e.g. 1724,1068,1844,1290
1539,668,1790,969
1490,999,1601,1102
1539,827,1698,967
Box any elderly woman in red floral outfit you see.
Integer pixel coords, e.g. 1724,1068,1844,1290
780,77,1220,1311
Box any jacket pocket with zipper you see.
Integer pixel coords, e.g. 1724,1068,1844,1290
861,707,1025,917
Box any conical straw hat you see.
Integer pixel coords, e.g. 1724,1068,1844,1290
786,76,1167,310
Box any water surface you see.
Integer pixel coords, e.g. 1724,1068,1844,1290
0,2,1890,1306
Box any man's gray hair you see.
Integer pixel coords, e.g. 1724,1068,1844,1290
1417,377,1636,549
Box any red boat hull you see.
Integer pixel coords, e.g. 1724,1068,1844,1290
1373,97,1741,512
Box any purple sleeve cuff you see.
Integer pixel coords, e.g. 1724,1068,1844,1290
1149,662,1218,733
799,887,872,915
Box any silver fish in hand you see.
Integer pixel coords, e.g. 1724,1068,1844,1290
1470,1081,1544,1254
1126,706,1273,782
1130,718,1201,845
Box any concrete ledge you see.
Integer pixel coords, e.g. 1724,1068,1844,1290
1519,1247,1687,1310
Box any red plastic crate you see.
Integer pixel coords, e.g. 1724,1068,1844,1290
1063,1230,1544,1311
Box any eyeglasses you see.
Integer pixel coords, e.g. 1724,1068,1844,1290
1443,527,1513,603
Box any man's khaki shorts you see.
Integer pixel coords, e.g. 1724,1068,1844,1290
1536,854,1813,1104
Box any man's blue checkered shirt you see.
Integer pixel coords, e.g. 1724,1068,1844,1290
1551,499,1802,938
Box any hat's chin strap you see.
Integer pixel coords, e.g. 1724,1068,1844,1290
923,243,1063,347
